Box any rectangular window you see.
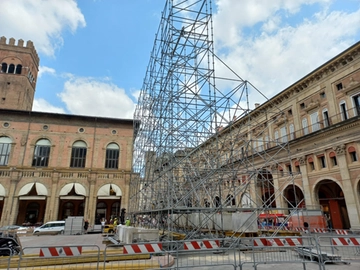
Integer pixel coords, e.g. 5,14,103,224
323,110,330,127
32,145,50,167
295,165,300,173
309,161,315,171
331,156,337,166
353,94,360,116
70,147,87,168
257,137,263,152
286,164,292,176
350,151,358,162
340,103,348,120
105,149,119,169
336,83,343,90
319,156,326,168
0,143,11,166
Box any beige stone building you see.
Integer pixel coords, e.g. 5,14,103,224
0,37,134,227
214,41,360,230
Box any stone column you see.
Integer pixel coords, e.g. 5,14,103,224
249,174,260,209
334,145,360,229
271,165,286,212
45,171,59,222
298,156,314,205
87,173,97,226
5,171,21,225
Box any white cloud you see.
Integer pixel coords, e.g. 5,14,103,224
0,0,86,56
38,66,56,78
213,0,360,102
32,98,66,114
59,77,136,119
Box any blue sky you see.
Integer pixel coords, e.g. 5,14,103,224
1,0,360,119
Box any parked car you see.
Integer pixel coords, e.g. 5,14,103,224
33,221,65,235
0,225,30,236
103,224,114,234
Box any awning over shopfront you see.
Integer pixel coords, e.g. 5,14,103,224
97,184,122,199
59,183,87,196
18,182,48,196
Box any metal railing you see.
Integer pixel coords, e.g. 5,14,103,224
3,234,360,269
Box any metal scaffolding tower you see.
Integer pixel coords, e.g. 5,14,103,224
129,0,300,240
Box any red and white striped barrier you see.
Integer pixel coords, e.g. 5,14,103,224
123,243,163,254
268,238,303,247
294,227,307,232
254,238,302,247
332,237,360,246
253,238,270,246
184,240,220,250
313,228,328,233
39,246,82,257
335,229,348,235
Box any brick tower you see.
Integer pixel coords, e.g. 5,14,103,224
0,36,39,111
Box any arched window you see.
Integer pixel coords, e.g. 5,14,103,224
105,143,119,169
274,130,279,145
310,111,320,132
0,136,12,166
1,63,7,73
32,139,51,167
289,124,295,140
302,118,309,135
348,146,358,162
15,64,22,74
70,141,87,168
8,64,15,74
241,192,252,208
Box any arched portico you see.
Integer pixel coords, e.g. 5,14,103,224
316,179,350,229
58,183,86,220
96,184,122,224
283,184,305,210
257,169,275,208
17,182,47,225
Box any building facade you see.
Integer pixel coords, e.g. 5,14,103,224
134,41,360,232
212,41,360,230
0,37,134,227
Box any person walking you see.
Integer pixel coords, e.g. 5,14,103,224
101,218,106,233
113,218,118,233
84,220,89,234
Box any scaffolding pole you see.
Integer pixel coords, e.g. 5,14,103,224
129,0,301,242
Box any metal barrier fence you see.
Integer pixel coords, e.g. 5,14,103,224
238,236,321,270
317,236,360,266
2,235,360,269
0,247,12,269
17,244,100,269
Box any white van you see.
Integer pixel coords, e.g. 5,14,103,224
33,221,65,235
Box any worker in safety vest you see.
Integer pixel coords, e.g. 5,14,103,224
125,217,131,226
113,218,118,226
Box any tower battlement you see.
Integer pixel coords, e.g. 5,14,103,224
0,36,39,68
